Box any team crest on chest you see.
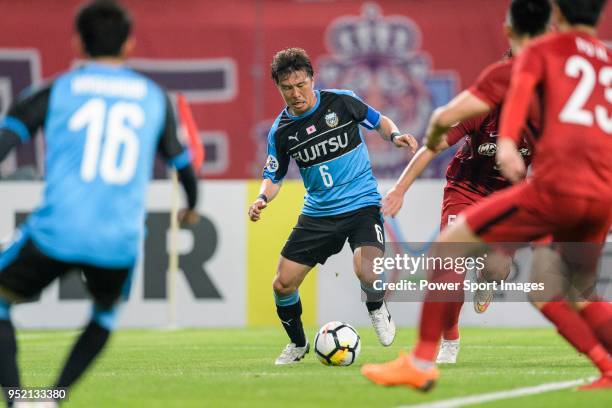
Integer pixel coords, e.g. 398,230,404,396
325,111,339,128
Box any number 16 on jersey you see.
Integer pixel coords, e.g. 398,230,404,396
69,97,144,185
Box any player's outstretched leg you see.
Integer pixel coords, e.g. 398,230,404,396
534,301,612,390
274,291,309,364
54,305,115,391
437,301,462,364
579,301,612,355
354,246,395,346
362,217,479,390
0,298,20,407
272,257,312,365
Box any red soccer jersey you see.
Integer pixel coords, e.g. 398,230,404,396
445,60,535,196
501,31,612,200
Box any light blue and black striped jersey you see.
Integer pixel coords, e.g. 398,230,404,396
0,63,189,268
263,89,382,216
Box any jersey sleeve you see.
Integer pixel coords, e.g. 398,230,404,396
445,114,486,146
513,43,545,84
156,93,191,170
337,91,381,130
0,82,52,143
468,62,510,108
262,117,290,184
500,45,544,144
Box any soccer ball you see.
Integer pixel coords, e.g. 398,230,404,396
314,321,361,366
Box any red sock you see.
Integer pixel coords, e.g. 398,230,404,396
541,301,612,374
414,301,445,361
580,302,612,354
442,301,462,341
414,264,463,361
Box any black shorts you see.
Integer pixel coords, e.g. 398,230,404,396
281,205,385,267
0,238,132,309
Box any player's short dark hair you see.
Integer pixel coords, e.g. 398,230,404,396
75,0,132,57
509,0,552,36
556,0,607,26
271,48,314,84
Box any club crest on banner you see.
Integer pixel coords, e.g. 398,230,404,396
252,2,458,179
317,3,457,177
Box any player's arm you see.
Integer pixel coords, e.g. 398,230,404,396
383,143,446,217
383,117,477,217
425,90,491,150
0,84,51,163
497,72,538,182
498,48,542,183
375,115,418,152
157,93,199,224
249,122,290,222
426,62,510,150
338,91,417,152
248,178,281,222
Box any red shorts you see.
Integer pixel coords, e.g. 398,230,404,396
464,181,612,243
440,186,485,230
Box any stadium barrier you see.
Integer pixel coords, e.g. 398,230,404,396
0,180,553,329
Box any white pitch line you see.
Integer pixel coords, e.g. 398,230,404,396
399,377,592,408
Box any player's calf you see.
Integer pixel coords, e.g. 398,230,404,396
274,291,308,364
0,297,20,408
54,304,116,390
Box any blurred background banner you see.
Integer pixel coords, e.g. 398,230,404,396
7,0,610,179
0,180,570,329
0,1,611,328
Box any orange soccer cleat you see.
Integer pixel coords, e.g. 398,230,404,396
361,352,439,392
578,375,612,390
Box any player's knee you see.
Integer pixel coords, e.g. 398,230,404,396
91,304,120,331
353,246,383,284
272,277,295,296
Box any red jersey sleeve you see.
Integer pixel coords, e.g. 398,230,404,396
514,42,545,81
445,114,486,146
500,44,545,143
468,61,512,108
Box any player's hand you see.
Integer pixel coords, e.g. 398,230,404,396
382,186,405,217
179,208,200,226
248,198,267,222
392,133,419,153
496,138,526,183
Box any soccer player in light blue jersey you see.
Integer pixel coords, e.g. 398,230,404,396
0,2,198,405
248,48,418,364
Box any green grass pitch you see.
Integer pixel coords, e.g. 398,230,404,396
15,327,611,407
